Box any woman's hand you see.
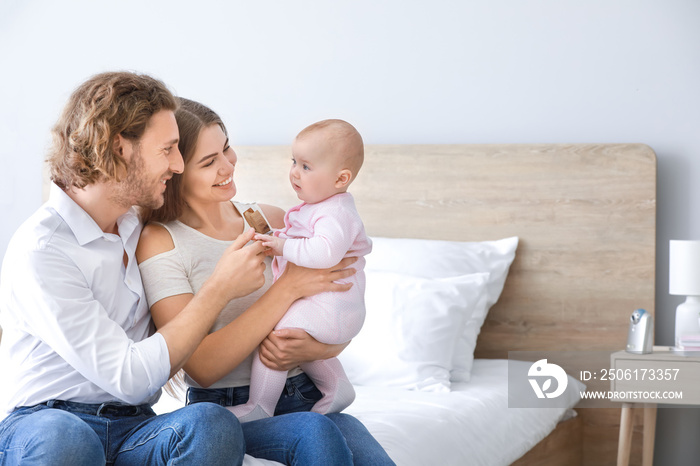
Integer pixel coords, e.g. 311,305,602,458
277,257,358,300
258,328,349,371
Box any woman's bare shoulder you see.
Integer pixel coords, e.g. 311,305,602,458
136,223,175,264
259,204,286,229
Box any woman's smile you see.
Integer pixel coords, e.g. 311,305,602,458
214,176,233,187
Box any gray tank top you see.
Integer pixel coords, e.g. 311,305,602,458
139,201,278,389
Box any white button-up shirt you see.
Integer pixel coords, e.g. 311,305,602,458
0,183,170,418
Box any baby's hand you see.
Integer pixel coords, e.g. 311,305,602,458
254,233,286,256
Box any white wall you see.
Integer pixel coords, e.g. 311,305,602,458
1,1,699,463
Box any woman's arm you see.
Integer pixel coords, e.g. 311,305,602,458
150,276,298,387
136,224,266,378
186,259,358,386
260,203,285,229
138,221,358,388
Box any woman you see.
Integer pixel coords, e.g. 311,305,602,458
136,98,394,465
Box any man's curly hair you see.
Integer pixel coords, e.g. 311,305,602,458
47,71,178,189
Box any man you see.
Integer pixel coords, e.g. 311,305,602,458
0,71,267,464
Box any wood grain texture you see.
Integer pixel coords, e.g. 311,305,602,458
233,143,657,466
512,414,583,466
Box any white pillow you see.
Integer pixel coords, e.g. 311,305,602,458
365,236,518,382
339,271,489,392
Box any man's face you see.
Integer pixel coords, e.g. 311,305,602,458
110,110,183,209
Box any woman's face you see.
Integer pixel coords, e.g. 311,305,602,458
181,124,237,205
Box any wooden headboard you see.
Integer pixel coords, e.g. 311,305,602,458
233,143,657,465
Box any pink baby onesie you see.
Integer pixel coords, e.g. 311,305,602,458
229,192,371,422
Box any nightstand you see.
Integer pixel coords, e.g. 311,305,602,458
610,346,700,466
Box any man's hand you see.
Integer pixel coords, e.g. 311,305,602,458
210,228,267,303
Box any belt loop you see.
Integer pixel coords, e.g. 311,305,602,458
227,387,235,407
95,403,108,417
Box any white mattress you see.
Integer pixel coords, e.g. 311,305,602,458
154,359,583,465
344,359,581,466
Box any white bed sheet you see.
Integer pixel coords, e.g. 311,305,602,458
345,359,581,466
155,359,583,465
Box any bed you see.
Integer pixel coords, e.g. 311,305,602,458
35,143,656,465
223,143,657,465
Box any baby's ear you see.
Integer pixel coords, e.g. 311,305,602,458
335,169,353,189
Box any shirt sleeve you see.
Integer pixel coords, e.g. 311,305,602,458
282,210,356,269
139,248,194,307
14,246,170,405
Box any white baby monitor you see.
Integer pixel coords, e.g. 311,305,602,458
626,308,653,354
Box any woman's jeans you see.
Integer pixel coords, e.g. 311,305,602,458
187,372,395,465
0,399,243,465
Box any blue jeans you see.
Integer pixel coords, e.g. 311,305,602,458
188,372,395,465
0,399,244,465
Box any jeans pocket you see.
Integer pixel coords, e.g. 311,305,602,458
274,374,323,415
291,378,323,404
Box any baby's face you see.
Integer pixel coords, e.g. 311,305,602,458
289,132,345,204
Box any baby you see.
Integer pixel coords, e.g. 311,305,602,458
229,119,371,422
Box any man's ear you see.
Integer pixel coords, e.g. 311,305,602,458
113,134,132,162
335,169,353,189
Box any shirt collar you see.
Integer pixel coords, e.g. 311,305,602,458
48,182,141,246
